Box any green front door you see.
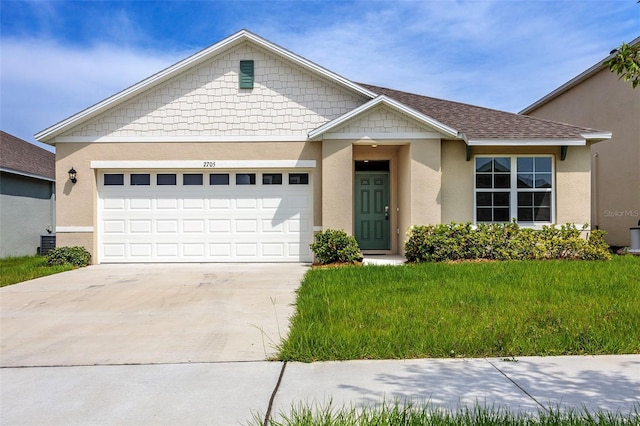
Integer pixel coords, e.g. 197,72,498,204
354,172,390,250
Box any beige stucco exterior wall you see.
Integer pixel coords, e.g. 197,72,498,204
410,140,441,226
55,141,321,262
525,68,640,245
321,140,353,234
555,145,591,225
441,140,474,223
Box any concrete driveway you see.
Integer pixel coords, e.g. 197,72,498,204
0,263,308,367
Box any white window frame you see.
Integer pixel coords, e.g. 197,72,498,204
474,155,555,227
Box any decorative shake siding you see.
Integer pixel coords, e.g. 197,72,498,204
334,105,429,135
68,44,368,138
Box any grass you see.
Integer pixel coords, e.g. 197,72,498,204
0,255,74,287
278,256,640,361
254,401,640,426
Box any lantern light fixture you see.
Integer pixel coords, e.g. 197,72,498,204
68,167,77,184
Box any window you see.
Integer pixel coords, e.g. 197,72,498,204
475,156,553,223
289,173,309,185
236,173,256,185
262,173,282,185
104,174,124,185
130,174,150,186
239,60,254,89
157,174,177,185
183,174,203,185
209,174,229,185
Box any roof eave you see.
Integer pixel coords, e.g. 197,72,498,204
467,139,587,146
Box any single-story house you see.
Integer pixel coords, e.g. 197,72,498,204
1,131,56,258
521,36,640,247
35,30,611,263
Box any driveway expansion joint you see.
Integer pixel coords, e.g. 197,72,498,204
486,358,549,413
263,361,287,426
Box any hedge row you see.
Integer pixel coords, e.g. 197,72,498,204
404,222,611,262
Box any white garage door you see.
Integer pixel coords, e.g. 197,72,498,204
98,170,313,263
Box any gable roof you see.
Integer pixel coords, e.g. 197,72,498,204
35,29,377,143
360,84,609,144
520,36,640,115
35,30,611,146
0,131,55,181
308,95,459,140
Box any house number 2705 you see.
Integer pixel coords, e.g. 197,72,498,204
203,161,216,167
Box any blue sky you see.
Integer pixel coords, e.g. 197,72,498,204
1,0,638,151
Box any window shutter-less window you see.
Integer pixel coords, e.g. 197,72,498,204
239,60,254,89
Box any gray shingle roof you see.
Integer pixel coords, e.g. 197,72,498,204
0,131,55,180
360,83,604,141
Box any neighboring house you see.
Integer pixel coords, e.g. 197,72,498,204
35,30,610,264
0,131,56,258
521,36,640,247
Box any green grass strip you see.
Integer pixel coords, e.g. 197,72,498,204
1,255,73,287
278,256,640,361
254,400,640,426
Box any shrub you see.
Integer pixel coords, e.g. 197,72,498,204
405,222,611,262
46,246,92,267
310,229,362,265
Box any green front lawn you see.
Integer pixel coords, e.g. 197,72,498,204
0,255,74,287
278,256,640,361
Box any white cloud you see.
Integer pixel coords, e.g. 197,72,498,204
1,37,186,145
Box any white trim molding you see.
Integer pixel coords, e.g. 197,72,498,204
468,139,586,146
56,226,94,233
322,132,443,140
581,132,612,142
54,135,309,143
90,160,317,169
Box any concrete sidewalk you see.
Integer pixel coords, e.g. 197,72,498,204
2,355,638,425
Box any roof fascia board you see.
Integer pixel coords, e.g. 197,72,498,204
309,95,459,140
36,30,377,143
0,167,55,182
322,132,443,140
520,36,640,114
468,139,586,146
53,135,308,143
581,132,612,142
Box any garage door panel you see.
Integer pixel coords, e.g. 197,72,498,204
183,198,205,209
130,244,152,257
156,220,179,233
183,220,205,233
236,219,258,233
130,198,152,210
99,171,313,263
130,220,152,233
209,219,231,233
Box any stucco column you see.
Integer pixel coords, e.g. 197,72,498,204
410,139,441,225
321,140,353,234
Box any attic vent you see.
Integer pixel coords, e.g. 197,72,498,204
239,60,254,89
